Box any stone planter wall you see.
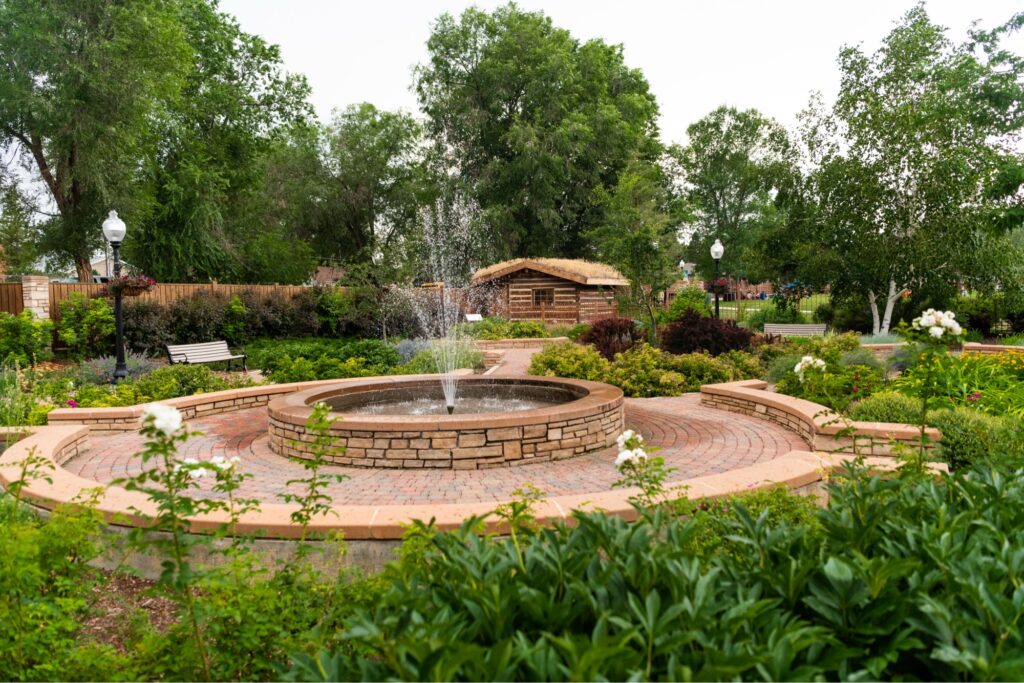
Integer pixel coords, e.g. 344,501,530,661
701,380,940,457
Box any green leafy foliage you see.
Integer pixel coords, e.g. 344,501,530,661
458,317,551,340
529,342,760,397
0,311,53,366
527,342,611,382
302,463,1024,681
846,391,919,423
661,286,711,321
394,348,483,376
775,362,884,411
248,338,401,377
56,294,114,360
222,295,249,345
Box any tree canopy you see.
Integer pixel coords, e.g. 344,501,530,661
415,4,662,260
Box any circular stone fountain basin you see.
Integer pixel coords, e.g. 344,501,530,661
267,376,624,470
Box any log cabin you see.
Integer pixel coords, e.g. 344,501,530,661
470,258,628,324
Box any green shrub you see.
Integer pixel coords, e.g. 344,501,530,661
527,342,610,382
846,391,919,422
0,365,36,427
56,293,114,359
716,349,764,380
744,304,806,331
565,322,591,340
661,286,711,321
222,294,249,345
266,355,381,383
247,337,400,376
395,347,484,375
606,344,690,397
123,299,172,356
775,362,884,411
313,464,1024,681
132,365,252,401
839,347,883,371
460,317,551,340
0,311,53,365
927,408,1024,471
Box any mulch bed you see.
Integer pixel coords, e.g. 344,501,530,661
80,570,179,653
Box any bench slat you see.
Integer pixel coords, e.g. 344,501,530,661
763,323,827,338
166,340,245,369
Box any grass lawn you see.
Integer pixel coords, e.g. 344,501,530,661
716,293,829,322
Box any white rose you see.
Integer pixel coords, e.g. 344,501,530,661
928,326,944,338
143,403,183,435
918,314,935,328
948,322,962,336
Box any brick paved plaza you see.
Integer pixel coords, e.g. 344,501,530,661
64,394,805,505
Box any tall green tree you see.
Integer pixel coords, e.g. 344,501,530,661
128,0,313,283
805,6,1024,334
672,106,796,280
320,103,429,272
415,3,661,259
0,0,191,281
0,177,38,275
589,161,683,344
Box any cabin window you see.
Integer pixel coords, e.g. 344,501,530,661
533,288,555,306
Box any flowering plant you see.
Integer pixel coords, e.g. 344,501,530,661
900,309,963,346
793,355,826,381
614,429,647,467
703,277,730,296
99,274,156,298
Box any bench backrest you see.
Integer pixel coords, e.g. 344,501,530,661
763,323,828,338
167,340,233,363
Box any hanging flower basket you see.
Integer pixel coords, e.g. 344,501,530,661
100,275,157,298
703,277,731,297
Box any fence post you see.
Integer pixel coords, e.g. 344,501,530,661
21,275,50,320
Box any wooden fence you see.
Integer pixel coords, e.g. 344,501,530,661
0,283,23,315
47,282,310,322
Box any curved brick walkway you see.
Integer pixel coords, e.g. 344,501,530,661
63,394,806,505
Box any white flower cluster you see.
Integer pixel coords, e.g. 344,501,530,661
912,309,962,339
793,355,826,380
143,403,183,435
173,454,241,480
614,429,648,467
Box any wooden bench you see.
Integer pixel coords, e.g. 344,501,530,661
166,341,247,371
763,323,827,338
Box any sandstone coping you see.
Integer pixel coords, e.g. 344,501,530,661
267,375,625,469
700,380,940,456
963,342,1024,355
45,374,459,432
0,422,939,542
474,337,570,350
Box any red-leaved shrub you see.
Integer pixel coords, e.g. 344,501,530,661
579,317,639,360
661,310,754,356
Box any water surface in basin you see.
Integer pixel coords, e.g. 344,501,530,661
324,382,581,416
343,395,559,416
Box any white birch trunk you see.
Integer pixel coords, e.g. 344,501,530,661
880,279,900,335
868,289,881,336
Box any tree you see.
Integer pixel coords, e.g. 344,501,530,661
0,0,191,281
672,106,796,280
589,162,683,344
805,6,1024,335
415,4,661,259
0,178,38,276
128,0,314,283
320,103,430,273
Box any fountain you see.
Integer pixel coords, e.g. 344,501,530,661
400,194,488,414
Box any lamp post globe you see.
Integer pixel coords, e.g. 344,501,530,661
102,210,128,382
710,239,724,319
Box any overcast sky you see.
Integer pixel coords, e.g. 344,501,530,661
219,0,1022,144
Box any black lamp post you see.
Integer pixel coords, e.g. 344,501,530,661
710,238,724,320
102,210,128,382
